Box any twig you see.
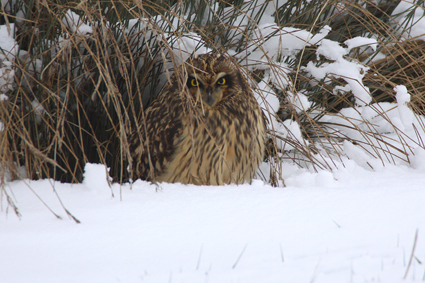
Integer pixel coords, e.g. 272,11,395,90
4,190,21,219
49,179,80,224
403,228,419,279
21,180,61,220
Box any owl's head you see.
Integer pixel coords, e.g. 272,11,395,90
184,54,246,109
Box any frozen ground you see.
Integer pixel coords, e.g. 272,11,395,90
1,1,425,282
1,161,424,283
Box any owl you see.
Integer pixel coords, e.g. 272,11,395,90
129,53,266,185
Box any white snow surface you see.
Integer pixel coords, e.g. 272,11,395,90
1,3,425,282
62,10,93,35
392,0,425,40
1,162,425,283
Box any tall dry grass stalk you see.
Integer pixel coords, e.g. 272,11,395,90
0,0,424,213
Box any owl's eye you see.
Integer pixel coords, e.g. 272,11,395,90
190,78,199,87
217,77,226,85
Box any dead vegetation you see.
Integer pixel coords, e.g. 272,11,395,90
0,0,424,212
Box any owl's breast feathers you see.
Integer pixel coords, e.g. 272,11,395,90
129,54,266,185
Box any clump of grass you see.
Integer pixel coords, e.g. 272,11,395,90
1,0,425,214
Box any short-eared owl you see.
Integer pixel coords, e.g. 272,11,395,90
129,54,266,185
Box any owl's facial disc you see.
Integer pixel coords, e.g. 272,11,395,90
187,72,229,108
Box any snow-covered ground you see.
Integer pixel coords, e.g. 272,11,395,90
1,1,425,282
1,161,425,283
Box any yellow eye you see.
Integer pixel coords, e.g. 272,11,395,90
217,77,226,85
191,78,199,87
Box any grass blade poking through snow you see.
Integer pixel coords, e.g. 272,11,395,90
404,228,419,280
232,243,248,269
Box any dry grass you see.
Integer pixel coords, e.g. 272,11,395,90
1,0,425,213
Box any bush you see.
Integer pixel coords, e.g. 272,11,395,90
0,0,424,194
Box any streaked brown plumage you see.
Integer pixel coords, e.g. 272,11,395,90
129,53,266,185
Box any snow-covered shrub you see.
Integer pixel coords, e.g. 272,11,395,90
0,0,425,193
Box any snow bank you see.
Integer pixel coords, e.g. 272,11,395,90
1,161,425,283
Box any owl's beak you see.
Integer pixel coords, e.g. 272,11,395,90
206,88,215,106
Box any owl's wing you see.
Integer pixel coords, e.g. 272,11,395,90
129,93,183,181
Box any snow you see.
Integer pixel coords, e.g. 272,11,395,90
304,38,371,107
1,2,425,282
1,162,425,283
30,99,46,124
0,23,17,57
395,85,415,130
62,10,93,35
270,118,308,152
344,36,377,52
392,0,425,40
0,23,17,95
248,25,330,61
